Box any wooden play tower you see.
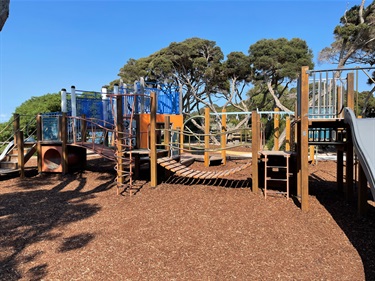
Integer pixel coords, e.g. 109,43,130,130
251,66,374,213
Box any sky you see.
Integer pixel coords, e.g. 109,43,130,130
0,0,369,122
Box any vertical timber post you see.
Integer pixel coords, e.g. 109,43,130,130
164,116,170,157
251,111,259,194
285,115,290,151
61,113,68,175
150,92,157,187
310,145,315,165
13,113,20,145
300,66,310,211
17,130,24,178
358,163,368,216
37,114,42,173
345,72,354,202
204,108,210,167
221,109,227,165
274,107,279,151
337,148,344,193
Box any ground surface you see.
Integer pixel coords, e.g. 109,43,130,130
0,155,375,280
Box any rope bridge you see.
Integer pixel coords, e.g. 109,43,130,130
157,157,252,180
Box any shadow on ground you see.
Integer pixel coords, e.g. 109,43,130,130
0,158,115,281
309,170,375,281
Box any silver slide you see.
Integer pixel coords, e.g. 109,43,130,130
344,108,375,199
0,140,14,162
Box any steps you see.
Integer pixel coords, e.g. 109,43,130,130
0,142,37,172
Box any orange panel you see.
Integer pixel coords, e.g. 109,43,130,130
138,114,183,149
41,145,63,173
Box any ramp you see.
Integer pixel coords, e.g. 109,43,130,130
344,108,375,198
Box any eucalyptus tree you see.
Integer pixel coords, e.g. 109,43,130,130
319,0,375,114
220,52,253,127
118,37,226,118
248,37,314,112
319,0,375,68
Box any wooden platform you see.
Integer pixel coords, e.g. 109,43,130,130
157,157,252,180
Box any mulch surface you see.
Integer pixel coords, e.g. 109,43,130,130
1,154,375,280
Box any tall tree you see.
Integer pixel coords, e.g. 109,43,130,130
248,38,314,111
118,37,226,118
319,0,375,68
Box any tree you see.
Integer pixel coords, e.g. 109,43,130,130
220,52,253,127
248,38,314,111
118,37,226,118
0,93,61,143
319,0,375,68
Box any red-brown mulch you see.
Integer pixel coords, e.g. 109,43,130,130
0,155,374,280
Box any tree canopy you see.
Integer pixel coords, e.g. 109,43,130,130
319,0,375,67
248,37,314,111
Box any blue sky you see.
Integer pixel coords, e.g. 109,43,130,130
0,0,367,122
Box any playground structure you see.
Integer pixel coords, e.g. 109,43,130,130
1,66,375,214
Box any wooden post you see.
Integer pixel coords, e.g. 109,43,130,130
61,113,68,174
357,163,368,216
310,145,315,165
150,92,157,187
300,66,310,211
347,73,355,112
251,111,259,194
116,95,124,190
36,114,42,173
285,116,290,151
337,148,344,193
164,116,170,157
80,115,87,143
13,113,20,145
17,130,25,178
221,109,227,165
274,107,279,151
345,72,354,202
177,127,183,155
345,132,354,202
204,107,210,167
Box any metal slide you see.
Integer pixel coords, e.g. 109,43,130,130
0,140,14,162
344,108,375,198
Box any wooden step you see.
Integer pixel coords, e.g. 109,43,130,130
0,161,18,169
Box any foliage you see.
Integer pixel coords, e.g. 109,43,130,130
0,93,61,142
319,0,375,67
118,37,226,118
248,38,314,111
356,90,375,116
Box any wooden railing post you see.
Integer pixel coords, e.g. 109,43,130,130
221,109,227,165
80,115,87,143
150,92,157,187
285,116,291,151
37,114,42,173
204,108,210,167
251,111,259,193
274,108,279,151
345,72,355,202
13,113,20,145
61,113,68,175
164,116,170,157
17,130,24,178
299,66,310,212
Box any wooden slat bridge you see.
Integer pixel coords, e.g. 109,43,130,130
157,157,252,180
